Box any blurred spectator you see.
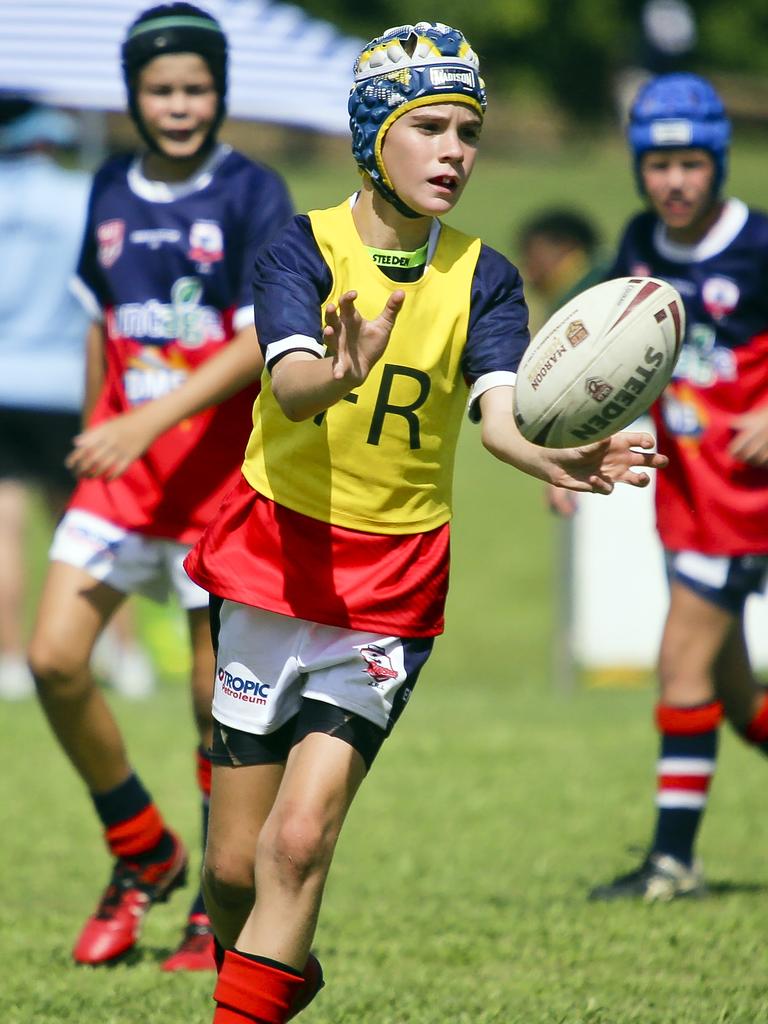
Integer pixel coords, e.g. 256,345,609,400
517,207,606,322
615,0,698,123
640,0,697,74
0,96,155,700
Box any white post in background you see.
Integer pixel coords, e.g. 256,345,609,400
564,427,768,681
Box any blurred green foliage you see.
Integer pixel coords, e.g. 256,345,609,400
304,1,768,120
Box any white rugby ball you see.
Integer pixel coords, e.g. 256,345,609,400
514,276,685,447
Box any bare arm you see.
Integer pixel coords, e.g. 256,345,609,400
479,385,667,493
68,323,263,479
270,289,405,421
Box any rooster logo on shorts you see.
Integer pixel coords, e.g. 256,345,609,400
360,644,399,684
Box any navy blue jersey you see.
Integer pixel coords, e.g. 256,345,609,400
76,144,293,341
611,199,768,553
70,144,294,542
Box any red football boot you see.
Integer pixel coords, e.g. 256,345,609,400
73,835,188,965
288,953,324,1020
161,913,216,972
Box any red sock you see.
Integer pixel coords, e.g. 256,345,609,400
213,950,304,1024
745,693,768,745
92,773,170,861
197,746,212,798
105,802,167,860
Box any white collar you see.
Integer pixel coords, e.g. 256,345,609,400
653,197,749,263
128,143,231,203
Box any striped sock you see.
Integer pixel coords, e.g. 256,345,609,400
741,691,768,756
652,701,722,866
91,772,174,863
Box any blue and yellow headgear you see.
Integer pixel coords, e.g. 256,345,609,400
349,22,486,217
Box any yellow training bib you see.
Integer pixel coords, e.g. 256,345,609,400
242,200,482,534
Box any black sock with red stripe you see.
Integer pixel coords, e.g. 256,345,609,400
651,701,722,867
91,772,175,864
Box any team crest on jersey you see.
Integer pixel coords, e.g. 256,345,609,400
702,276,740,320
97,219,125,268
585,376,613,402
360,644,399,687
188,220,224,269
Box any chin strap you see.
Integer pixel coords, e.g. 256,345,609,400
368,174,423,219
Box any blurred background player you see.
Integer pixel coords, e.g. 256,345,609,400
27,3,293,969
613,0,698,124
587,73,768,901
182,22,666,1023
0,96,154,702
516,207,605,321
0,97,86,699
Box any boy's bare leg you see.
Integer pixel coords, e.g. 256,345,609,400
28,560,127,790
237,732,367,970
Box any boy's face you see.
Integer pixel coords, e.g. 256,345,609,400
382,103,482,217
640,148,719,240
137,53,218,161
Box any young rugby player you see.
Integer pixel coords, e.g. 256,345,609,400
27,3,293,969
587,74,768,901
182,22,666,1020
517,207,605,317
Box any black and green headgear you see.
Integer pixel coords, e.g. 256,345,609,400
121,2,228,156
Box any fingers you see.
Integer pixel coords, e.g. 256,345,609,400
618,431,656,449
378,289,405,329
324,301,340,336
66,431,128,479
729,430,768,466
588,475,614,495
546,483,579,517
622,470,650,488
337,290,359,325
627,448,668,470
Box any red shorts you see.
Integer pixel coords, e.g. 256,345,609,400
184,475,450,637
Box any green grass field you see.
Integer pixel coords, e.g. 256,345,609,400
6,139,768,1023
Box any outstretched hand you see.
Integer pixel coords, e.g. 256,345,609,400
323,289,405,385
729,407,768,466
548,431,668,495
66,407,161,480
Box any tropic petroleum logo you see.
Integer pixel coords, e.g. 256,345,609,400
218,667,270,705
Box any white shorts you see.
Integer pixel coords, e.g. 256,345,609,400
49,508,209,609
213,600,433,735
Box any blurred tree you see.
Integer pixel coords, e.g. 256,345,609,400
301,1,768,123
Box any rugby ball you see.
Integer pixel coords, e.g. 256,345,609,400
514,276,685,448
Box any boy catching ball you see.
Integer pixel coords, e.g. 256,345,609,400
183,21,666,1020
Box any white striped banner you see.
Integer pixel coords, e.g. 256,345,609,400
0,0,362,133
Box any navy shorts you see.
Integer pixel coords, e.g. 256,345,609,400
666,550,768,615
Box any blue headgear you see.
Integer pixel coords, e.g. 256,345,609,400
348,22,486,218
628,73,731,195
